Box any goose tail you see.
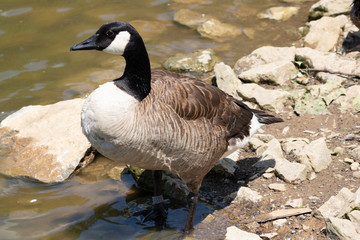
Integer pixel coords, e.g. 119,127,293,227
252,109,283,125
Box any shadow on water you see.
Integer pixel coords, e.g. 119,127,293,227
0,155,275,240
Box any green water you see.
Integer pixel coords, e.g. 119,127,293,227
0,0,316,239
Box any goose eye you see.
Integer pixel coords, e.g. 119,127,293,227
106,30,114,37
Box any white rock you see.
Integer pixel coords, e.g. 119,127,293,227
214,62,242,98
351,162,360,171
238,60,297,86
348,210,360,233
257,6,299,21
298,138,332,173
225,226,261,240
268,183,287,192
273,218,287,227
326,217,360,240
232,187,263,203
197,18,241,41
318,187,355,219
309,0,352,19
237,83,291,113
304,15,347,52
0,99,91,183
295,47,360,75
275,159,308,184
281,138,309,155
286,198,303,208
344,158,355,164
234,46,296,74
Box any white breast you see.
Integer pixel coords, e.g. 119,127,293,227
81,81,138,154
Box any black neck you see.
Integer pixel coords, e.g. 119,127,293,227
114,37,151,101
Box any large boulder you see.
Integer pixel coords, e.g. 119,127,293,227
0,98,91,183
304,15,347,52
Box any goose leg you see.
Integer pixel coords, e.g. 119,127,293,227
184,191,199,232
143,170,168,225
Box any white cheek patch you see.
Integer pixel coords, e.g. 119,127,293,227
103,31,131,55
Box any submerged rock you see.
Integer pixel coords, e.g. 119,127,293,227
173,9,211,29
197,18,241,41
257,6,299,21
0,98,91,183
163,49,220,73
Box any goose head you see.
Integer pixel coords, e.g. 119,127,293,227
70,21,142,57
70,21,152,101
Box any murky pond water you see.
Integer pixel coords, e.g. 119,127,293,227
0,0,317,239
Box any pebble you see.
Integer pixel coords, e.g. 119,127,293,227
273,218,287,227
263,173,274,179
351,162,360,171
344,158,355,164
268,183,287,192
353,171,360,178
333,146,345,155
286,198,303,208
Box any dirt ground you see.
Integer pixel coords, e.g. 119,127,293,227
190,104,360,239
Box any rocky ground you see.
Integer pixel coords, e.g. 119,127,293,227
1,0,360,239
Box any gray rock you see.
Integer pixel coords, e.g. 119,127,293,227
0,99,91,183
317,187,355,219
225,226,261,240
128,166,190,203
173,9,211,29
163,49,220,73
238,60,297,85
214,62,242,98
212,151,239,177
257,6,299,21
309,0,352,20
304,15,347,52
234,46,296,74
237,83,291,112
197,18,241,41
298,138,332,173
326,217,360,240
232,187,263,203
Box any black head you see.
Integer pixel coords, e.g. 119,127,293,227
70,21,140,56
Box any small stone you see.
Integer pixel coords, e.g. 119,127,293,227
268,183,287,192
351,162,360,171
263,172,274,179
225,226,261,240
308,171,317,181
353,171,360,178
273,218,287,227
286,198,303,208
232,187,263,203
260,232,278,239
344,158,355,164
333,146,345,155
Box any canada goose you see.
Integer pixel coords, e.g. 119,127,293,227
351,0,360,29
70,21,283,232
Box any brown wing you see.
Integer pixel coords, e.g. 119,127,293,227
149,69,254,140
